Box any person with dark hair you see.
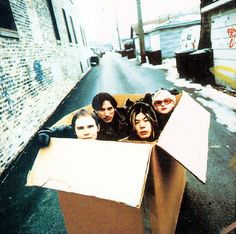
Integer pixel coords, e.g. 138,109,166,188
124,101,159,142
92,92,130,141
37,109,100,147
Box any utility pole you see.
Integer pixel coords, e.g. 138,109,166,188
136,0,146,64
116,19,122,51
113,0,122,51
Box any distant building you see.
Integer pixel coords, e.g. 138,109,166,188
0,0,90,175
133,14,201,58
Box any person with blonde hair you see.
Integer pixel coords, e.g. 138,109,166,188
152,89,177,131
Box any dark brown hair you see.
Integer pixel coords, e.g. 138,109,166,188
92,92,117,111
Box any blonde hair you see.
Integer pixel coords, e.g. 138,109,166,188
152,90,176,105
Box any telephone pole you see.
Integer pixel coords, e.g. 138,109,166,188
113,0,122,51
136,0,146,64
116,18,122,51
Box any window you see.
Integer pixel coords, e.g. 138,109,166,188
46,0,61,40
80,26,87,46
70,16,78,44
187,34,192,40
62,9,72,43
0,0,18,38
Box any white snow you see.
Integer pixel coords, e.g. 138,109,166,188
140,58,236,132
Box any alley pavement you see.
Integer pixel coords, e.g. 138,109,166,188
0,53,235,233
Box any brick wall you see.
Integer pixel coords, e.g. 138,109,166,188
0,0,90,174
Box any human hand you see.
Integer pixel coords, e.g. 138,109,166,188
37,129,52,147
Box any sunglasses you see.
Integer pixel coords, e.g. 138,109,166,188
154,98,172,106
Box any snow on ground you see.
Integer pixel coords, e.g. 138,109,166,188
140,58,236,133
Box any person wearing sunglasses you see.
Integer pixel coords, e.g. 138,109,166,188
152,89,176,131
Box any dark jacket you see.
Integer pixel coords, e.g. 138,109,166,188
125,132,158,142
96,108,130,141
48,125,75,138
37,108,130,147
155,110,173,132
36,125,75,147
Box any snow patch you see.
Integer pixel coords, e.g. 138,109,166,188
140,58,236,132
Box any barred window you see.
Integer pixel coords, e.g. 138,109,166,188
62,8,72,43
70,16,78,44
0,0,18,38
46,0,61,41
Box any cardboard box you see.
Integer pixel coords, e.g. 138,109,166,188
26,91,210,234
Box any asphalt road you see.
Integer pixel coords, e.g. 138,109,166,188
0,52,235,234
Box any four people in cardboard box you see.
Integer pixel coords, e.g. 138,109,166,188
36,89,178,146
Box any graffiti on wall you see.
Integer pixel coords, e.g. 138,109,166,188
0,66,15,116
33,60,53,86
34,60,46,84
227,27,236,48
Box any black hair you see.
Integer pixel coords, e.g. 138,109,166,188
92,92,117,111
127,102,159,141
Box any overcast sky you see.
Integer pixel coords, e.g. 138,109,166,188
76,0,200,43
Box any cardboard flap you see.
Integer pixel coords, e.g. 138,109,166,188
157,91,210,183
26,138,152,208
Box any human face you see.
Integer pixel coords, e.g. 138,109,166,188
153,98,175,114
134,112,152,139
96,100,115,123
74,116,99,140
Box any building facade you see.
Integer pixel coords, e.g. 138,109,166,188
202,0,236,89
134,15,201,58
0,0,90,175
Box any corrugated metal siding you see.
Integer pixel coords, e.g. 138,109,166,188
146,24,200,58
159,27,183,58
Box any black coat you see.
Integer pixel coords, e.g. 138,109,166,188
46,125,76,138
156,111,173,132
126,132,158,142
36,125,75,147
38,108,130,142
97,108,130,141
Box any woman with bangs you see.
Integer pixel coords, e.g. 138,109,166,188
152,89,177,131
124,101,159,142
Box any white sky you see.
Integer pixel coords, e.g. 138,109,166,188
142,59,236,133
76,0,200,43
